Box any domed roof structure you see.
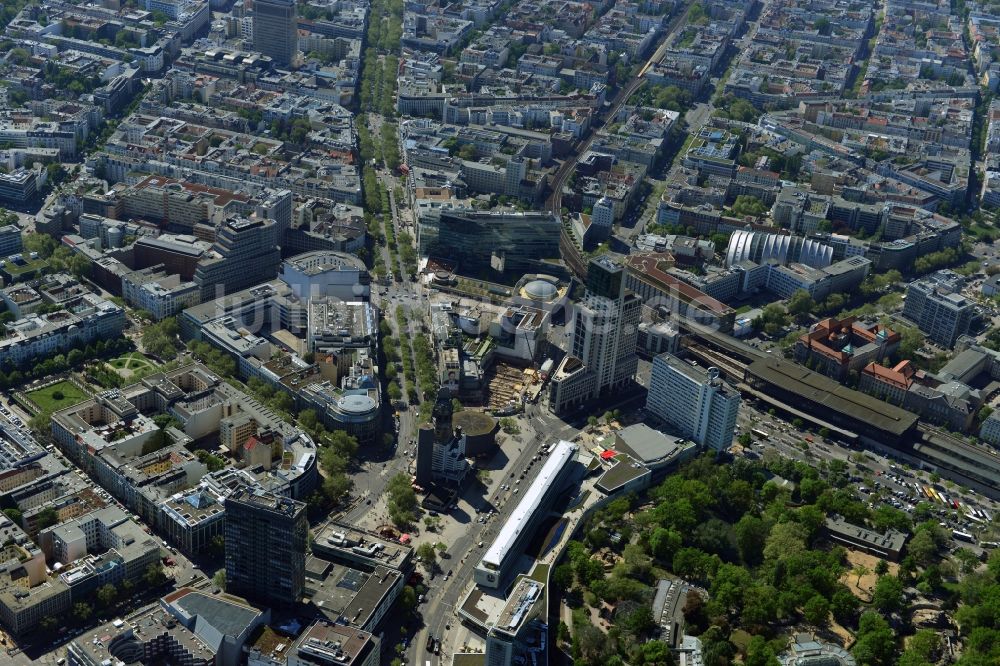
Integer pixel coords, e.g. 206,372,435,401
523,279,558,301
337,394,377,414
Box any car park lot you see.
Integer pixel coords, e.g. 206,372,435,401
736,404,1000,556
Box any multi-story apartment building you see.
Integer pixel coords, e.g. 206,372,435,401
0,505,159,636
0,168,40,204
0,284,42,322
249,621,381,666
50,363,318,552
0,294,126,368
0,123,77,159
39,506,152,565
683,127,739,177
0,514,60,635
121,265,201,320
122,175,254,233
645,353,741,451
903,270,975,348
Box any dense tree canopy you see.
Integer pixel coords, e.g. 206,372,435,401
556,453,967,666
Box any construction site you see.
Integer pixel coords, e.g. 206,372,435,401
482,362,545,414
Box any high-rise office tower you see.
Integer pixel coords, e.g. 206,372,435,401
225,486,307,605
548,256,640,413
570,256,640,394
253,0,298,67
646,353,741,451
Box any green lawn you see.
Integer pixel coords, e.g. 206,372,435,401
528,563,550,584
109,352,157,371
27,381,89,413
3,257,49,276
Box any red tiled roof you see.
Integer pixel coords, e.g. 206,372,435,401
862,360,914,390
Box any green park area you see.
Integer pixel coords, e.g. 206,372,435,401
27,380,89,413
109,352,158,373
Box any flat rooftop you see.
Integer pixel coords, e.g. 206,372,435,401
70,606,214,665
165,587,263,640
312,522,412,570
481,440,577,569
304,558,400,628
596,457,650,494
227,486,304,518
459,586,505,626
495,577,544,635
161,485,225,527
826,516,907,552
614,423,688,464
180,280,288,326
294,621,376,665
0,422,45,470
452,410,497,437
136,234,211,258
284,250,366,273
309,299,372,340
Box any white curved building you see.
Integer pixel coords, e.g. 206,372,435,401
725,230,833,269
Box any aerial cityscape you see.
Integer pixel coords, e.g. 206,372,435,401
0,0,999,664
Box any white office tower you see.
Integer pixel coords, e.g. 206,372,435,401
255,188,293,242
590,196,614,241
646,353,741,451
